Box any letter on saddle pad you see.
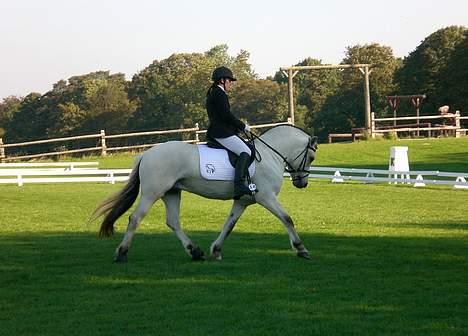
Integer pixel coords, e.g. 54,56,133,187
197,145,255,181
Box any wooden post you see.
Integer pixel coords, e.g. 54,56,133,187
100,130,107,157
371,112,376,139
287,69,295,125
416,97,420,137
0,138,5,162
363,66,372,136
195,123,200,143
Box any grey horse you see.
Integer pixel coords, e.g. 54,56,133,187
92,125,318,262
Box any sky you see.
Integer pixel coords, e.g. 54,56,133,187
0,0,467,99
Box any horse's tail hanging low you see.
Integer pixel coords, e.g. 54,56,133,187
92,156,142,238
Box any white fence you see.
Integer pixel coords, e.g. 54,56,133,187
2,162,467,189
306,167,468,189
0,162,131,186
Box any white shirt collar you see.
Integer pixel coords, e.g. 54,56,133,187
217,84,225,92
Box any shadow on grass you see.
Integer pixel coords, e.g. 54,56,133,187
0,231,466,336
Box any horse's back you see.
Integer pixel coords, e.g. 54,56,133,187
139,141,199,184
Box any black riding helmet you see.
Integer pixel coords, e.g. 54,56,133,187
211,66,237,82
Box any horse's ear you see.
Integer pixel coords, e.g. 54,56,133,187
309,136,318,150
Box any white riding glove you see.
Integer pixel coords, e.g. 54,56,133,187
244,124,251,133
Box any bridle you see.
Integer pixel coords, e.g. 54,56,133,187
246,131,317,182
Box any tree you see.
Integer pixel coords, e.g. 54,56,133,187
128,45,256,132
45,71,136,136
0,96,22,137
395,26,467,113
310,43,400,140
81,75,137,133
7,93,45,142
437,30,468,112
341,43,400,116
230,79,288,125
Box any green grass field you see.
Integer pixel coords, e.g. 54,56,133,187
1,138,467,335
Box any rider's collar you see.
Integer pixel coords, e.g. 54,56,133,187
217,84,226,92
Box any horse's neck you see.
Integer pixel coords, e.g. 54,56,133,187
259,127,305,159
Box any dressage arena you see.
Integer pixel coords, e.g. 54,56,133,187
1,140,467,335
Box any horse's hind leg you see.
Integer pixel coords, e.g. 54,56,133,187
115,194,156,262
162,189,204,261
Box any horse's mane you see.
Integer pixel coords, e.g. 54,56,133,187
258,124,312,137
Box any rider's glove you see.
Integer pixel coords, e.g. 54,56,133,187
244,124,251,133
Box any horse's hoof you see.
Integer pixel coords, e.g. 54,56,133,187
297,251,311,260
210,245,222,261
211,252,223,261
114,247,128,263
190,246,205,261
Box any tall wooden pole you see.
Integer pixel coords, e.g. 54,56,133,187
287,69,295,125
363,66,372,135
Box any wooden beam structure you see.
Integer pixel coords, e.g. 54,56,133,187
280,64,374,134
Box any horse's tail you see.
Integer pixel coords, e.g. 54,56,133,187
91,156,142,238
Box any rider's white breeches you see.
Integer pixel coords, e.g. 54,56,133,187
215,135,251,156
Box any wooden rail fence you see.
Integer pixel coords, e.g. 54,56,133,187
328,111,466,143
0,120,292,162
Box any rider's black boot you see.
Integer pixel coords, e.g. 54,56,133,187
233,152,252,200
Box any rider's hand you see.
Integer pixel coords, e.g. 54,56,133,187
244,124,251,133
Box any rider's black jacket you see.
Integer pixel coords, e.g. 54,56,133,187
206,85,245,139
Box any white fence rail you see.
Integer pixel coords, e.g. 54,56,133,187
306,167,468,189
0,169,131,186
2,163,467,189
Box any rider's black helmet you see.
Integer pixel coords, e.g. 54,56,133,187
211,66,237,82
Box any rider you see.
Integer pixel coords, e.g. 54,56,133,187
206,66,252,199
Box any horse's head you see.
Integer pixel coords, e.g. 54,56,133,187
289,136,318,189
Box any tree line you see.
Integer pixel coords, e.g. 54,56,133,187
0,26,466,145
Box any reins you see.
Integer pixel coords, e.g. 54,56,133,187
244,129,316,180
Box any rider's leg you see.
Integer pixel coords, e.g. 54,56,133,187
214,136,252,199
214,135,251,157
233,152,252,199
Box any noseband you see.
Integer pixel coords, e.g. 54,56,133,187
248,132,317,182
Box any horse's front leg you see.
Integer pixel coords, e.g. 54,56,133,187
257,194,310,259
210,201,247,260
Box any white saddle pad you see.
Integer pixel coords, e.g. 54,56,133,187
198,145,255,181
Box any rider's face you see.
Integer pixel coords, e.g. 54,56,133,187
223,78,233,91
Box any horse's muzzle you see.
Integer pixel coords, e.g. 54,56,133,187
293,179,308,188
